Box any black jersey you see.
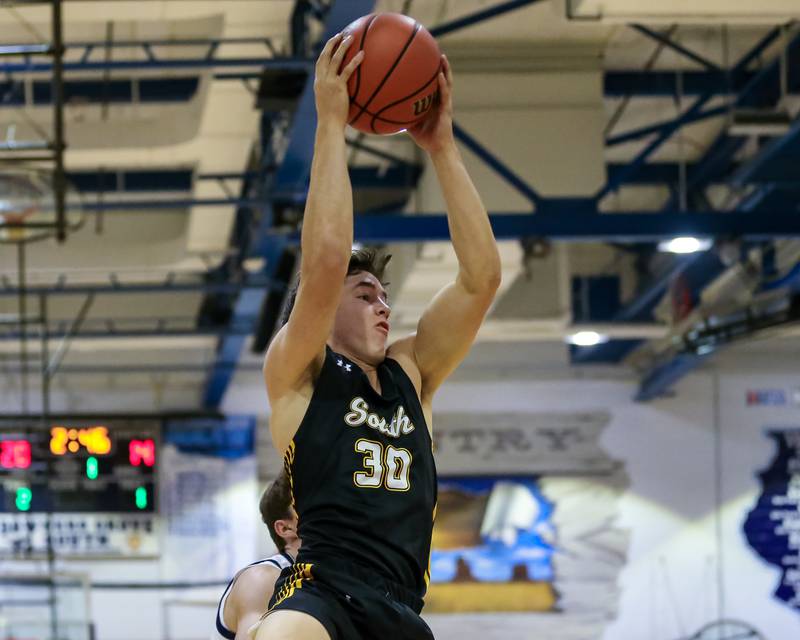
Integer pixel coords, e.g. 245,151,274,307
283,346,437,598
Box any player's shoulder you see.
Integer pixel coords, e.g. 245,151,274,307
230,562,282,598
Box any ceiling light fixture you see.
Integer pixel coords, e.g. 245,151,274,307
658,237,712,254
566,331,610,347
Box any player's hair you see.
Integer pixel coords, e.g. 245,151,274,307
259,471,293,552
279,248,391,326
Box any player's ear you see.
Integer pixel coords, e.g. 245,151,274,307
274,519,294,538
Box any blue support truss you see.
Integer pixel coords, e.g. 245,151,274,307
429,0,545,38
0,276,272,297
598,93,714,199
202,0,377,409
578,27,800,376
453,122,541,208
629,30,800,399
259,209,800,243
630,25,721,71
730,114,800,187
635,354,714,402
13,13,790,403
65,166,420,198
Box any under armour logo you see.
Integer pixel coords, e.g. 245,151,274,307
336,359,352,372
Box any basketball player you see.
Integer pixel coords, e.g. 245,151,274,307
256,32,500,640
215,473,299,640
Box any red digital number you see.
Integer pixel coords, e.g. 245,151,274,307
0,440,32,469
129,439,155,467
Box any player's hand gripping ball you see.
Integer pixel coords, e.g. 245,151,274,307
338,13,442,135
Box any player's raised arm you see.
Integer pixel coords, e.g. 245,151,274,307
263,35,364,426
397,55,501,398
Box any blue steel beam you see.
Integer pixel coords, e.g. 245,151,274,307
587,27,793,359
635,353,713,401
66,165,420,194
635,289,800,400
0,57,309,74
46,37,278,50
270,0,376,202
0,363,265,375
605,71,732,97
730,115,800,187
12,205,800,238
67,162,717,195
452,122,541,207
606,27,792,152
606,11,787,195
663,30,800,211
224,69,799,97
606,106,728,146
0,278,273,297
607,161,739,185
78,198,268,212
597,93,714,199
2,67,793,101
0,78,198,105
260,210,800,243
430,0,545,38
203,0,377,409
0,326,256,340
571,251,726,365
603,69,800,97
629,32,800,395
630,25,721,71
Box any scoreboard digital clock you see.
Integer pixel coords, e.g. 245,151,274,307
0,419,158,514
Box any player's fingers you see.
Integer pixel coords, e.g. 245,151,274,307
340,50,364,82
317,33,342,68
442,54,453,86
437,72,449,103
331,33,354,70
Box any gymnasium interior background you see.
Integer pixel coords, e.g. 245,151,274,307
1,1,800,639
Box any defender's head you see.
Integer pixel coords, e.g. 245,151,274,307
282,248,392,366
259,471,299,553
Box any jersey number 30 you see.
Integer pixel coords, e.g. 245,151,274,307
354,439,412,491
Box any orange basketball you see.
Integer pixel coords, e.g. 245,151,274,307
340,13,442,135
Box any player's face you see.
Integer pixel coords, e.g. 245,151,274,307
331,271,391,365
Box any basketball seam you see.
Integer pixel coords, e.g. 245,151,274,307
349,100,427,125
369,66,441,132
348,19,421,125
349,14,377,103
348,102,420,126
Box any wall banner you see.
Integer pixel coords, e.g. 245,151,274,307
744,428,800,612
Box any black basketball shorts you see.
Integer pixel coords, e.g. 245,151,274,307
264,558,434,640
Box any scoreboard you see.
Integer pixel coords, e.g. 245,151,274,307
0,414,253,558
0,419,157,514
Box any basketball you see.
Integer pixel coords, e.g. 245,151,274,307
340,13,442,135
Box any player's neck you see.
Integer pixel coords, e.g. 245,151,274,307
327,342,385,393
